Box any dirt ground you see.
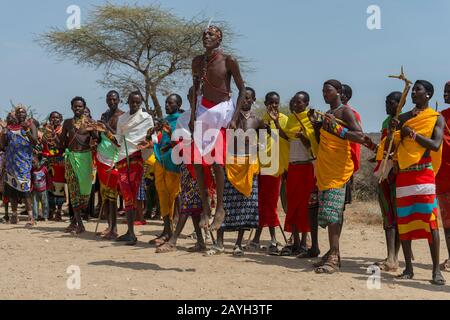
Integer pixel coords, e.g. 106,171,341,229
1,201,449,300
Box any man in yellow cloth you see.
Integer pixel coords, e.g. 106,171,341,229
270,92,320,257
206,87,265,256
310,80,374,274
380,80,445,285
148,94,183,247
248,91,289,255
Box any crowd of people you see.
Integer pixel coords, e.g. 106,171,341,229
1,25,450,287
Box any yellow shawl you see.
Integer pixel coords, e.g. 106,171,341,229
226,156,260,197
376,108,442,174
260,113,289,176
284,109,319,157
316,129,354,191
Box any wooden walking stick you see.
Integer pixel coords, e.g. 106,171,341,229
246,228,254,245
378,66,412,183
279,225,289,245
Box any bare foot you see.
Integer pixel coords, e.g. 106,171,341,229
199,207,211,230
209,206,225,231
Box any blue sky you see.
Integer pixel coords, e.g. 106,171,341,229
1,0,449,131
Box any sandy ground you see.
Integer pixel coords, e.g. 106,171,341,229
1,201,450,300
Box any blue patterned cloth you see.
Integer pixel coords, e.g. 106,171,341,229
222,169,259,231
5,129,33,193
137,176,146,201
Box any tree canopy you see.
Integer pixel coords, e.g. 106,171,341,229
39,4,238,117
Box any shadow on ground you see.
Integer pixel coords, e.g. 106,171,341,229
88,260,196,272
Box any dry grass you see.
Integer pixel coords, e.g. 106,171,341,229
353,133,381,202
345,201,383,225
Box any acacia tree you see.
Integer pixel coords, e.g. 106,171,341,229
38,4,238,117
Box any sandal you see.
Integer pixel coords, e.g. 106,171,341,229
65,223,77,233
293,246,309,256
233,246,244,257
313,251,330,268
25,221,35,228
440,259,450,272
268,243,282,256
375,259,398,272
188,243,207,253
71,226,85,235
187,232,197,240
156,242,177,253
97,228,111,237
117,233,138,246
10,214,18,225
149,235,169,246
279,245,294,256
397,270,414,280
314,254,340,274
297,248,321,259
125,237,138,246
431,272,446,286
102,231,118,240
205,245,225,256
244,241,261,252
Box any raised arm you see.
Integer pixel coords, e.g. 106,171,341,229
227,55,246,129
189,56,202,133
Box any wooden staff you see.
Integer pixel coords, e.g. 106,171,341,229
310,109,348,127
292,111,316,158
378,66,412,183
292,111,308,133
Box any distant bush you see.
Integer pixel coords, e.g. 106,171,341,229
353,133,380,202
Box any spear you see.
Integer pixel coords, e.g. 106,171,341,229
378,66,412,183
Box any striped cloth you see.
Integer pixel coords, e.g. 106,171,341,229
396,157,438,243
